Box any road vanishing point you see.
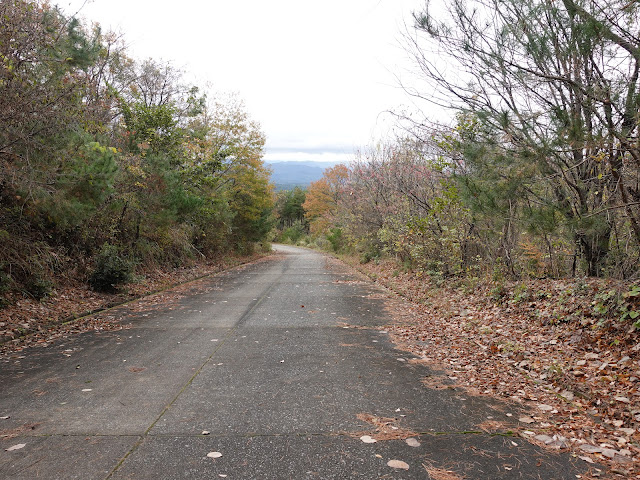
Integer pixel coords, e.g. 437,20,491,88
1,245,590,479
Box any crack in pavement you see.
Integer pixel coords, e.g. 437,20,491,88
103,274,283,480
3,430,518,440
1,247,589,479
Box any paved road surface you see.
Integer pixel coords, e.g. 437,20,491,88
0,245,589,479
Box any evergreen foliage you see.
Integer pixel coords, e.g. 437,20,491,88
401,0,640,278
0,0,274,304
275,188,307,229
88,244,134,292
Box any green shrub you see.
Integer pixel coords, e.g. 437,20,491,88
25,275,53,300
326,228,344,253
257,241,272,253
310,236,330,251
359,244,381,264
20,255,54,300
278,221,307,244
0,269,10,295
281,226,304,243
89,244,134,292
512,283,531,303
0,270,12,308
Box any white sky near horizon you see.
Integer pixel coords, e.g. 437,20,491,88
59,0,431,164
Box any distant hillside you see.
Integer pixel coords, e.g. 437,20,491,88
265,161,344,190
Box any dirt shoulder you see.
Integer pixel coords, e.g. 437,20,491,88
0,252,270,356
341,256,640,478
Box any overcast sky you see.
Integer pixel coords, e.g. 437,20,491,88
61,0,427,163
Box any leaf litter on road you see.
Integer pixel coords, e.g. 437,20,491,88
360,435,377,444
332,256,640,477
405,437,421,447
5,443,25,451
423,463,464,480
387,459,409,470
354,413,416,441
0,254,271,357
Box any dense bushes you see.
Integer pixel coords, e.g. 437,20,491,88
401,0,640,278
301,0,640,282
304,130,640,281
0,1,273,305
88,244,134,292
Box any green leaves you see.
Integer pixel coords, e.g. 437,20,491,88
623,285,640,299
591,285,640,328
41,134,119,229
409,0,640,277
0,1,274,302
119,99,182,155
88,243,134,292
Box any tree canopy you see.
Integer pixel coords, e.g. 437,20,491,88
0,0,273,299
297,0,640,280
402,0,640,277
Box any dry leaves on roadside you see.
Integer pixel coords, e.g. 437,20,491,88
354,413,416,441
341,257,640,477
5,443,25,452
387,459,410,470
0,254,269,357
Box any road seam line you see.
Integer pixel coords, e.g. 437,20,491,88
104,274,281,479
5,429,515,440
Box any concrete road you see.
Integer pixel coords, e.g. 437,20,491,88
1,245,588,479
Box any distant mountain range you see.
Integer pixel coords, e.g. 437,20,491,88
265,161,344,190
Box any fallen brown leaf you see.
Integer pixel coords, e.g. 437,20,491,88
422,463,465,480
387,459,409,470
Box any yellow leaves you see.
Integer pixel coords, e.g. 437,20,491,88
126,164,146,178
0,52,15,77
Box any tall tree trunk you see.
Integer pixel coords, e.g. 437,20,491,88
578,221,612,277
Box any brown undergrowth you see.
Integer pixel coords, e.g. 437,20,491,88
0,252,272,355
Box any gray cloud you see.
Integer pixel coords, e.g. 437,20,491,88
266,145,355,156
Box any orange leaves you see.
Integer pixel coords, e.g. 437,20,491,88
303,164,349,234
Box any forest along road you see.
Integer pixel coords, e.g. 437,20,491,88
0,245,590,479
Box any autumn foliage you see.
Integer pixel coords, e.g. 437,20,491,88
303,164,348,235
0,0,273,301
304,0,640,284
